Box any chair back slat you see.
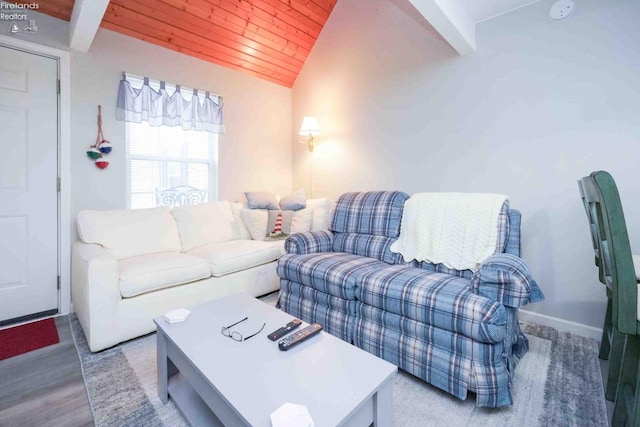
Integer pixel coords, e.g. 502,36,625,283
578,181,603,279
580,171,637,334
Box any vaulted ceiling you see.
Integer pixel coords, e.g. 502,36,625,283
22,0,538,87
24,0,337,87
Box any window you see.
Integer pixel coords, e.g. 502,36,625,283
119,74,222,209
126,121,218,209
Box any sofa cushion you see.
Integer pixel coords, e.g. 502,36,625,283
77,207,181,260
356,265,507,343
277,253,388,300
333,232,402,264
330,191,409,236
119,252,211,297
187,240,284,277
171,201,237,251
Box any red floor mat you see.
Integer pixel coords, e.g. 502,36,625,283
0,318,60,361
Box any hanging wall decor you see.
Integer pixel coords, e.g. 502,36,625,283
87,105,112,169
86,146,101,160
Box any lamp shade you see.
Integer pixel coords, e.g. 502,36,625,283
299,116,320,136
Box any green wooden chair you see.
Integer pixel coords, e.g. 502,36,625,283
579,177,625,401
581,171,639,426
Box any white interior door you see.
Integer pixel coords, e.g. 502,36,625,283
0,45,58,323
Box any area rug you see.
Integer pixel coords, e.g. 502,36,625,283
0,318,60,361
70,300,607,427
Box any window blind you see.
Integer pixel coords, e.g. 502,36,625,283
126,120,218,209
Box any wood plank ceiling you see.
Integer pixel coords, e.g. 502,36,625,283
22,0,337,87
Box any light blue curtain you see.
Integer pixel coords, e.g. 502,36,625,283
116,73,225,134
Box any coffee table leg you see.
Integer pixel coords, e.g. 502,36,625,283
157,330,178,404
373,379,393,426
157,330,169,404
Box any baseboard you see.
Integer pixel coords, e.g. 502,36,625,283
519,309,602,341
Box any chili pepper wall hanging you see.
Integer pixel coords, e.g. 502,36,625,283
87,105,112,169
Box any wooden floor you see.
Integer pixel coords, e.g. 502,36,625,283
0,316,94,427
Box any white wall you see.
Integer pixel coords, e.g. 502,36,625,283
7,11,292,313
70,30,292,214
19,11,292,234
292,0,640,329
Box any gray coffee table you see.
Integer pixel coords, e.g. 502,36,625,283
155,292,396,426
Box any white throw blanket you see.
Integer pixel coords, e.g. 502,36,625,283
390,192,508,271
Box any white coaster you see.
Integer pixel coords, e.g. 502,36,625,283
270,402,314,427
164,308,190,324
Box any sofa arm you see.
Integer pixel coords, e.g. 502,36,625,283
284,230,335,254
470,253,544,308
71,242,121,351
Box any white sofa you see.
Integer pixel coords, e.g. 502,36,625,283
72,199,331,352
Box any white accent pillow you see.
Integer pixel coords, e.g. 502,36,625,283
231,202,252,240
171,201,237,251
240,209,270,241
291,208,313,233
306,198,332,230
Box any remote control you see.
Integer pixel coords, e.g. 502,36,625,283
268,319,302,341
278,323,323,351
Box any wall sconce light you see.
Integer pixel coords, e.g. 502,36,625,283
299,116,320,152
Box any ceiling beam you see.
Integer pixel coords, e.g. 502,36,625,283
69,0,110,52
407,0,476,55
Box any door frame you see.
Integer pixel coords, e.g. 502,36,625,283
0,35,71,316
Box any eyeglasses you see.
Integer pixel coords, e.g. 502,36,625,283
221,317,266,342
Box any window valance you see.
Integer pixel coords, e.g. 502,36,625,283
116,73,225,134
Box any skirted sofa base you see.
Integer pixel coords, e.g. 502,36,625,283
277,192,543,408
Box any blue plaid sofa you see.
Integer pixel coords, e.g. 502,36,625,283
277,191,543,407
